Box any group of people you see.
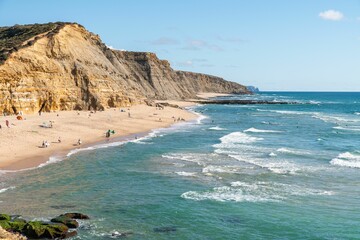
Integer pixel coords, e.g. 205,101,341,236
41,137,82,148
172,116,185,122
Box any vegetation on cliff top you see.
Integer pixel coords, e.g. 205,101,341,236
0,22,79,64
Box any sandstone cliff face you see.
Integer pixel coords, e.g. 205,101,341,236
0,23,249,114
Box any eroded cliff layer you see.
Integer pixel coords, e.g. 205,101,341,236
0,22,249,114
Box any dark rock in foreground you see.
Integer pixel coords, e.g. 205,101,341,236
0,212,89,239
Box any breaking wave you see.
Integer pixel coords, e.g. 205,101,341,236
330,152,360,169
244,127,282,133
181,181,333,203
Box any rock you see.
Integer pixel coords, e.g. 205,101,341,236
43,224,75,239
111,231,133,238
51,216,79,228
0,22,249,115
22,221,70,239
0,214,11,221
153,226,177,233
0,212,88,239
0,226,26,240
246,86,260,93
9,219,27,232
62,212,90,220
0,220,11,230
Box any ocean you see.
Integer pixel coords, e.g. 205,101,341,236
1,92,360,239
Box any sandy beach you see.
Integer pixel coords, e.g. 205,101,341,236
0,101,197,171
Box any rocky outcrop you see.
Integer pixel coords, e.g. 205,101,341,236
246,86,260,93
0,22,249,115
0,212,90,239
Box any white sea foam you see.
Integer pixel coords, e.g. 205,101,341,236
257,109,314,115
244,127,282,133
355,112,360,115
276,147,311,156
38,156,63,168
312,113,360,124
213,132,263,149
175,171,197,177
181,181,333,203
202,165,239,174
0,186,15,194
269,152,277,157
162,153,208,166
330,152,360,168
228,154,300,175
333,126,360,132
209,126,226,131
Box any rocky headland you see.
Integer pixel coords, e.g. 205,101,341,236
0,22,249,115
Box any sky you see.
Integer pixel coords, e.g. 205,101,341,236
0,0,359,91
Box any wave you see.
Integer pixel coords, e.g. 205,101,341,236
330,152,360,168
175,171,197,177
228,154,300,175
0,186,15,194
244,127,282,133
202,165,239,174
208,126,226,131
257,109,315,115
333,126,360,132
312,113,360,124
181,181,333,203
355,112,360,115
276,147,311,156
269,152,277,157
213,132,263,149
162,153,209,166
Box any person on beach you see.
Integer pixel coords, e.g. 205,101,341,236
128,112,131,118
58,137,61,143
106,130,111,138
42,141,45,148
5,120,9,128
78,139,82,145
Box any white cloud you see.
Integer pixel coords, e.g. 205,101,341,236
319,10,344,21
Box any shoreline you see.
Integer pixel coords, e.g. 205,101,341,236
0,101,199,172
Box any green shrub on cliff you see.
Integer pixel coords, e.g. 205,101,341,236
0,22,71,64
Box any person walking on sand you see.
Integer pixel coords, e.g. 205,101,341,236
5,120,9,128
42,141,46,148
78,139,82,145
58,137,61,143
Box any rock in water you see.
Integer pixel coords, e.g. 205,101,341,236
61,212,90,220
153,226,177,233
51,216,79,228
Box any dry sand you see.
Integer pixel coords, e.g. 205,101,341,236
0,101,197,171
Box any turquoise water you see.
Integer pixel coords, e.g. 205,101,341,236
1,92,360,239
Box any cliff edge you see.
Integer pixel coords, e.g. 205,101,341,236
0,22,249,114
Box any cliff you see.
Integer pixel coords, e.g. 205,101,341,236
0,22,249,114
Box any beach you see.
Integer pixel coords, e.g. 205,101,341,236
0,101,197,171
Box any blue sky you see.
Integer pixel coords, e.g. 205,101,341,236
0,0,359,91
